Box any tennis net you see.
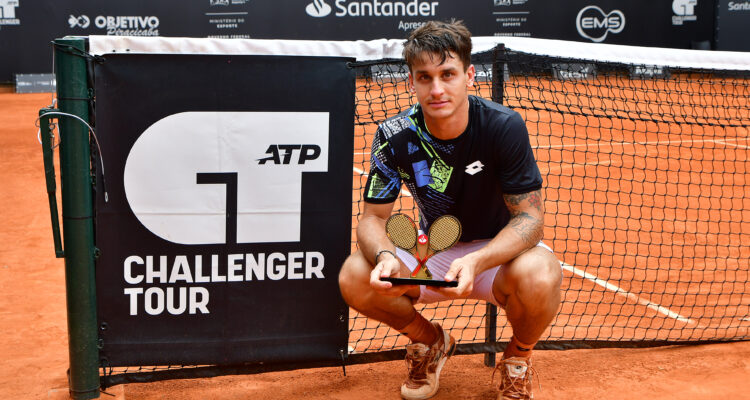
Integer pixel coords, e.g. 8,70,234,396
94,37,749,385
347,40,750,359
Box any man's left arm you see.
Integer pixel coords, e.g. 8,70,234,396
439,188,545,296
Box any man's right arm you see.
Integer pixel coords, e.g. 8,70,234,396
357,201,415,295
357,201,397,265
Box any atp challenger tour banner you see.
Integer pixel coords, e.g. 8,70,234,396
94,54,354,366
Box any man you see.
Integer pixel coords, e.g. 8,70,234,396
338,20,562,400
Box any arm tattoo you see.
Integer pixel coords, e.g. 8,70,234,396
508,212,539,245
504,191,543,212
503,190,544,245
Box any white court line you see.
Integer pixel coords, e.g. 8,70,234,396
560,262,699,326
714,139,750,150
354,158,702,327
543,158,614,174
536,136,748,150
352,167,412,197
537,136,748,173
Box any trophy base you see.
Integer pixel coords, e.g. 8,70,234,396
381,277,458,287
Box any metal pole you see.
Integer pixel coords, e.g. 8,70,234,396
484,44,507,368
54,37,100,400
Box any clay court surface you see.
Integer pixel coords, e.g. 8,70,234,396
2,90,750,399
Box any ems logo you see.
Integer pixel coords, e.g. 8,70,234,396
465,160,484,175
576,5,625,43
124,111,329,245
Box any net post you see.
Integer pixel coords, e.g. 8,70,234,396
491,44,506,106
483,44,507,368
483,303,498,367
54,36,101,400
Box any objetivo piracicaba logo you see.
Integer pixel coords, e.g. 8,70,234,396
68,15,90,29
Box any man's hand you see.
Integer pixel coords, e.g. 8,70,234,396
369,255,416,297
431,253,480,298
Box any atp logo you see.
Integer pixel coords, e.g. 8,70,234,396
257,145,321,164
576,5,625,43
124,112,329,245
68,15,90,28
306,0,332,17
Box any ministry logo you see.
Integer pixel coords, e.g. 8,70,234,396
306,0,332,17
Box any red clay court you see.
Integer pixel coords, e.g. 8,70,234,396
2,36,750,399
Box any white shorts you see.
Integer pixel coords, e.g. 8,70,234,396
395,240,554,306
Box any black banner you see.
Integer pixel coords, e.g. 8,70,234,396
1,0,721,83
716,0,750,51
487,0,714,48
94,54,353,366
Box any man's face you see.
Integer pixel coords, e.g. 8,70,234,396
408,52,475,124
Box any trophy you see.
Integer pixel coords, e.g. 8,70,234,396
381,213,461,287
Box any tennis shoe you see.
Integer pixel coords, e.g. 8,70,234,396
494,357,537,400
400,322,456,400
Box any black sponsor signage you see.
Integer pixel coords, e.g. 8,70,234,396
14,73,55,93
1,0,722,83
94,54,354,366
716,0,750,51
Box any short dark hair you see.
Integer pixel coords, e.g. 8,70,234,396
403,20,472,71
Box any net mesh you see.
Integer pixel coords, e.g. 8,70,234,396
102,43,749,384
348,47,750,356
